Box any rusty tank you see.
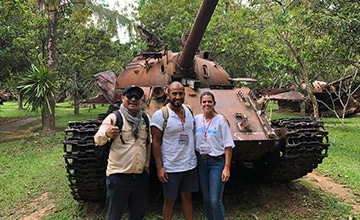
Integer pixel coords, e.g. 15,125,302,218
255,75,360,116
63,0,330,202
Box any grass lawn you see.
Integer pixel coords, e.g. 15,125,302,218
318,117,360,201
0,101,359,219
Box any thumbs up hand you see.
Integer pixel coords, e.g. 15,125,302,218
106,117,120,139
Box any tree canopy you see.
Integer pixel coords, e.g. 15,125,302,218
1,0,359,120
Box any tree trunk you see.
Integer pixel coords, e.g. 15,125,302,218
283,37,319,118
43,10,58,133
41,10,57,134
74,95,80,115
17,95,24,110
42,95,56,133
47,10,57,72
304,72,319,118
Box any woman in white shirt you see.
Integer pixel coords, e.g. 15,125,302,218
195,91,235,220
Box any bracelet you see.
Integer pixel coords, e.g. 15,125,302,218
224,164,230,168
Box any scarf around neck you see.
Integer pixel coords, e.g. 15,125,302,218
120,103,142,139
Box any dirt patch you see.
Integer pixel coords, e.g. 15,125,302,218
0,117,42,142
0,117,41,131
8,192,55,220
302,171,360,214
215,169,360,218
0,117,21,125
223,175,315,217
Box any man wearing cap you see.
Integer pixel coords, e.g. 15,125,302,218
94,85,151,220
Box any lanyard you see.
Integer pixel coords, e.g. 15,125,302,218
169,105,185,131
203,114,215,141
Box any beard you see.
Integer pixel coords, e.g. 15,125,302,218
170,99,183,108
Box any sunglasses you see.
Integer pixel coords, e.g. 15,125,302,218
125,93,142,100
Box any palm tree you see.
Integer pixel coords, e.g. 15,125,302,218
35,0,60,132
36,0,132,133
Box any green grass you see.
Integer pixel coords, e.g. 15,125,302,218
0,101,109,127
0,101,359,219
318,117,360,201
0,102,39,118
0,101,110,220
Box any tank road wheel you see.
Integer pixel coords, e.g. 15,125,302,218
63,119,106,202
255,117,330,182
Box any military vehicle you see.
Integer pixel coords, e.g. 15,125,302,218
256,75,360,116
64,0,329,202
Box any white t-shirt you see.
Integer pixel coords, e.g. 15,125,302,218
195,114,235,157
150,104,197,173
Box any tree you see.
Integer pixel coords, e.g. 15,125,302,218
18,65,58,125
135,0,202,51
35,0,133,132
317,69,360,125
255,0,360,118
309,0,360,76
35,0,62,132
57,24,128,115
243,0,322,117
0,0,47,109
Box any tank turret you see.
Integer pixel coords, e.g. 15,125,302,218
103,0,231,92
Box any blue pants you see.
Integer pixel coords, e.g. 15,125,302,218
106,172,149,220
197,154,226,220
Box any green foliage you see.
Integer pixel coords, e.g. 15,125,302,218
0,0,47,89
18,65,57,112
134,0,202,51
36,0,62,11
2,0,359,98
310,0,360,69
56,21,134,113
89,1,133,36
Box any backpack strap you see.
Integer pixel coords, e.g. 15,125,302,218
141,112,150,144
161,104,193,132
184,104,194,116
161,106,169,132
113,110,125,144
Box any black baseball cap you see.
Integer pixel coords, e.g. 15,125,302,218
122,85,144,96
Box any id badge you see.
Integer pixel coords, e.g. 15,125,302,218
199,144,210,155
179,134,189,144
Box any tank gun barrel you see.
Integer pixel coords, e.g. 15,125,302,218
178,0,219,69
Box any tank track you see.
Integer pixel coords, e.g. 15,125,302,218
63,119,106,202
63,105,119,202
257,117,330,182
